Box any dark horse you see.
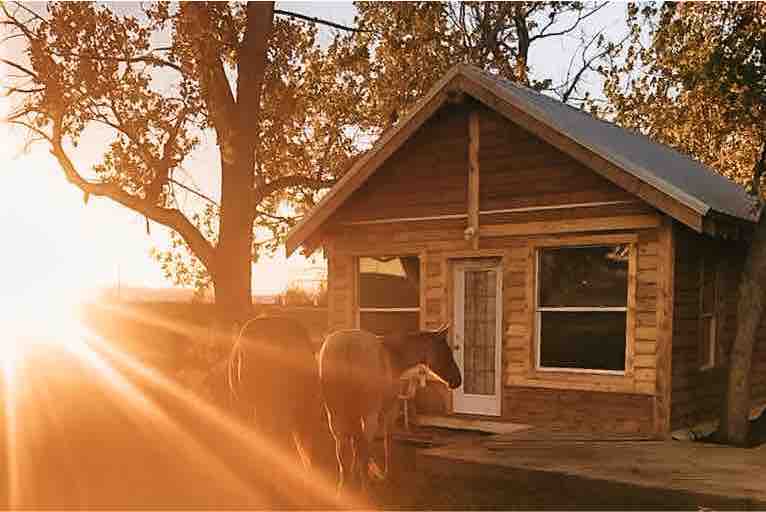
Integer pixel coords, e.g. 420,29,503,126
227,316,321,470
318,326,462,492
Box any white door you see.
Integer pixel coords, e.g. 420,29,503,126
452,260,503,416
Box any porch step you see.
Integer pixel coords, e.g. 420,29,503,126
416,414,532,435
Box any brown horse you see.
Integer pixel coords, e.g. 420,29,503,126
227,316,322,470
318,326,461,492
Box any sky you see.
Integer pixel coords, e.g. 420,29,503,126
0,2,628,299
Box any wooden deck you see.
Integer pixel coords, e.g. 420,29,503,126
413,427,766,510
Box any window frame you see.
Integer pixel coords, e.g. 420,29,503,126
698,252,721,371
533,240,637,376
355,254,422,332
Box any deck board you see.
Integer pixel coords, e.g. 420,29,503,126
417,427,766,509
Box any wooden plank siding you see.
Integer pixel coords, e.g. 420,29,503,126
670,225,766,430
331,105,469,224
477,109,637,214
321,101,671,434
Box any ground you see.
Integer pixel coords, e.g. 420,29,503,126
3,302,765,509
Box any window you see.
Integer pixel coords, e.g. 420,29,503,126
699,253,721,370
536,244,630,373
358,256,420,336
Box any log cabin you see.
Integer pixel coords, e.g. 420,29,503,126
285,64,766,436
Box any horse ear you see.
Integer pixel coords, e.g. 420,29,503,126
423,322,449,334
432,322,449,338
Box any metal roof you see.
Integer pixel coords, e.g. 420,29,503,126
467,66,757,222
286,64,757,256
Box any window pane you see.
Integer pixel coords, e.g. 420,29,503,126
359,256,420,308
540,311,626,371
539,245,628,307
464,269,497,395
360,311,420,337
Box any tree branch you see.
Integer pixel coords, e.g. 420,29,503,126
529,3,608,43
255,207,296,224
45,112,216,271
51,49,187,74
146,105,191,203
274,9,370,33
185,3,237,142
0,58,40,80
253,175,336,205
169,177,219,207
564,31,630,105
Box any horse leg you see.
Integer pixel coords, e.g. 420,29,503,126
327,409,354,494
381,405,399,479
331,432,354,494
362,411,385,482
293,384,321,472
353,430,372,495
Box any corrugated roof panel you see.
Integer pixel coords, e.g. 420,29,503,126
469,67,758,222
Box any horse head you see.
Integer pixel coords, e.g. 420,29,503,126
422,324,462,389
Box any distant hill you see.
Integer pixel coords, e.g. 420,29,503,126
97,286,281,304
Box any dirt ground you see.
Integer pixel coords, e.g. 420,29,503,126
8,303,762,509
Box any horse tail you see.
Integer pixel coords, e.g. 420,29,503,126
227,318,256,400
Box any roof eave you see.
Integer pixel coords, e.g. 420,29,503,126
285,67,465,256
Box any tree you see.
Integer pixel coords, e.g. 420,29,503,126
1,2,366,325
604,2,766,445
338,1,627,131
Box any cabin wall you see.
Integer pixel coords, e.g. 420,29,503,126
478,109,637,216
670,225,766,430
321,102,672,434
333,106,469,223
324,222,662,433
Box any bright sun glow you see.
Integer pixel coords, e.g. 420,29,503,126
0,151,92,361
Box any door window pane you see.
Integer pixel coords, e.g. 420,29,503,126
464,270,497,395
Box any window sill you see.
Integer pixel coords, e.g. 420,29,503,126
507,371,654,396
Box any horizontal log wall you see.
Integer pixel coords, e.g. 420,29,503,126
670,225,766,430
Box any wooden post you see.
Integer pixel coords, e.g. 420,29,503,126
655,217,675,436
468,110,480,250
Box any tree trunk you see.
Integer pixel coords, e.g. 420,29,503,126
721,211,766,445
213,249,253,326
213,153,255,328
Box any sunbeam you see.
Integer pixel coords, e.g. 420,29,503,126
59,334,266,506
76,327,363,509
2,345,20,510
0,301,363,509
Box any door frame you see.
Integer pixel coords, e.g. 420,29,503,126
451,258,504,416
